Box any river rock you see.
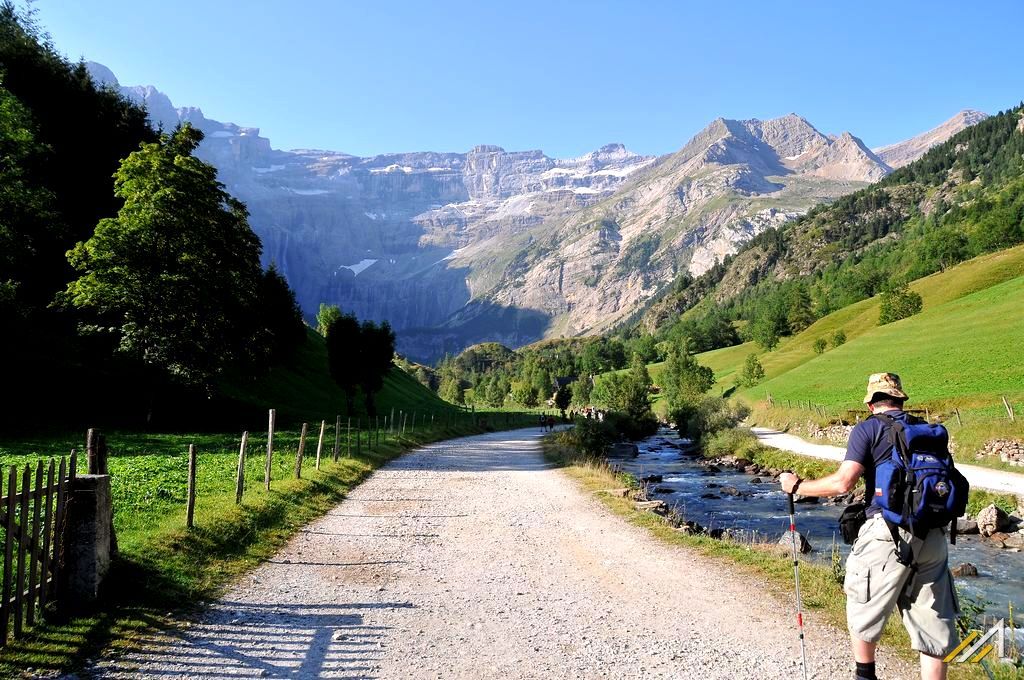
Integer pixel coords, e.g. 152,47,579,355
704,465,722,473
706,482,721,489
640,474,663,484
678,520,705,536
653,486,675,494
779,530,812,554
977,504,1010,536
635,500,667,513
1002,532,1024,550
986,531,1016,548
955,518,979,535
794,494,819,504
750,477,764,484
951,562,979,577
743,465,760,474
720,486,742,497
700,493,721,500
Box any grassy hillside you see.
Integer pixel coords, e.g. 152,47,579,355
674,245,1024,460
221,329,453,425
693,244,1024,401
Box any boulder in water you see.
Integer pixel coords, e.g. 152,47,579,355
779,530,812,554
640,474,663,483
720,486,742,497
700,493,721,500
977,503,1010,536
749,477,764,484
955,518,979,535
951,562,979,577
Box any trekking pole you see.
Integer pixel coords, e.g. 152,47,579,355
787,492,809,680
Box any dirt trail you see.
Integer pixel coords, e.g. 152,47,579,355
93,429,913,679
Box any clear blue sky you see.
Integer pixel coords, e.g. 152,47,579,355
35,0,1024,159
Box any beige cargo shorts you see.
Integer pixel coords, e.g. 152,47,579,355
843,514,959,656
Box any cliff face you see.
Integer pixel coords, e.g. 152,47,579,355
86,62,986,362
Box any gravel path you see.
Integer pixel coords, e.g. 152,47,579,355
93,429,914,679
751,426,1024,495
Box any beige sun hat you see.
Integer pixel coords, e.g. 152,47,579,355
863,372,909,404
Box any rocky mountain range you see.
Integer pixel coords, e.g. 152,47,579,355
86,62,986,361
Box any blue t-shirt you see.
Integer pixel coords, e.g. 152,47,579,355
844,410,908,517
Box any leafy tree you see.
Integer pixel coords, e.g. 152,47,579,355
921,227,969,272
659,341,714,414
62,125,263,390
486,374,509,407
571,376,593,407
740,353,766,387
255,264,306,364
878,280,923,325
317,303,342,337
439,376,464,405
356,320,395,416
510,380,537,407
554,384,572,417
325,311,362,413
592,355,652,422
812,337,827,355
748,313,782,351
830,328,847,347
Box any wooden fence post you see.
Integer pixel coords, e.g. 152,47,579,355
235,431,248,505
26,461,42,629
14,465,29,636
333,415,341,462
347,417,352,458
295,422,308,479
954,408,963,427
1,466,14,643
186,444,197,529
356,417,361,456
265,409,276,491
1003,396,1015,422
376,416,380,449
38,459,55,615
390,408,395,436
315,420,326,471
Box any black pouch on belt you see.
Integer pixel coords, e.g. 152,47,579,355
839,502,867,544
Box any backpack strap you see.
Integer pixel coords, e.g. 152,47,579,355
870,413,917,567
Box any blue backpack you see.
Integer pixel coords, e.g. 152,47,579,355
871,413,970,565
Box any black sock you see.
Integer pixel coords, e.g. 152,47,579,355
855,661,877,680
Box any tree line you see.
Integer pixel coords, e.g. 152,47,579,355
0,5,306,424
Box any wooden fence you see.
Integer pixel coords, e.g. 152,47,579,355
184,408,534,528
0,451,76,647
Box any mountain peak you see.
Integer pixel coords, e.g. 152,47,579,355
874,109,990,168
85,61,119,88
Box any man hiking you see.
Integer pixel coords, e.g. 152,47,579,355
779,373,959,680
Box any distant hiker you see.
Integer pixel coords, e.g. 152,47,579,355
547,415,555,432
539,414,546,432
780,373,966,680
